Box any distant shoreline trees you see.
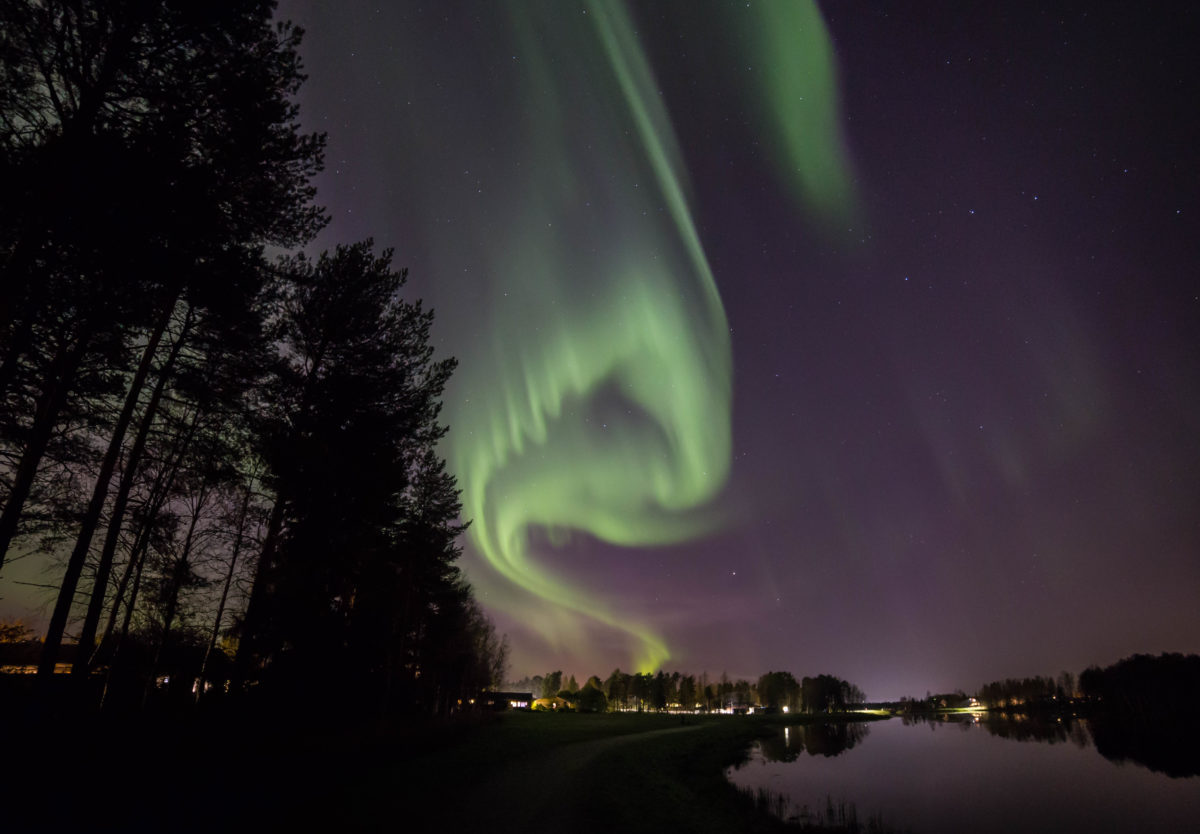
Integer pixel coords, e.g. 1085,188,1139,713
976,675,1065,711
971,653,1199,721
508,668,867,714
1079,653,1200,719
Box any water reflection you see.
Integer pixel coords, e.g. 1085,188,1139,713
902,711,1086,745
981,713,1088,747
759,720,872,762
900,711,1199,778
1083,716,1199,779
728,716,1200,833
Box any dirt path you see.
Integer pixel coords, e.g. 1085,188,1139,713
457,722,704,829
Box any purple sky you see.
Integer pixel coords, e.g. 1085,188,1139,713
6,2,1194,701
278,1,1200,700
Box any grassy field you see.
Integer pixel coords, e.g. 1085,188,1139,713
322,711,884,833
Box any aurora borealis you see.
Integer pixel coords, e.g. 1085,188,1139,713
265,1,1200,696
7,1,1196,700
447,1,734,672
286,0,864,674
439,1,857,672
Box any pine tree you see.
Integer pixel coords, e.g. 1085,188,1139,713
236,242,466,714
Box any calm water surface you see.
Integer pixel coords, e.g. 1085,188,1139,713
726,716,1199,833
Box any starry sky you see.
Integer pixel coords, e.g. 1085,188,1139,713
163,3,1200,697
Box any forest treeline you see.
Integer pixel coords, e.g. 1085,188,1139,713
0,0,504,716
509,669,866,714
973,653,1200,718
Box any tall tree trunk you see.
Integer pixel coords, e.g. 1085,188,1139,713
38,295,177,679
231,496,286,689
97,538,152,715
118,538,148,647
98,411,200,712
198,481,254,697
159,487,208,648
144,483,209,706
96,408,201,661
0,329,91,569
74,304,194,674
228,335,331,691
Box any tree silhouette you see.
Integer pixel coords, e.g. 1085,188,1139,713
0,1,507,722
576,678,608,713
757,670,800,711
0,0,325,572
542,670,564,700
234,242,474,713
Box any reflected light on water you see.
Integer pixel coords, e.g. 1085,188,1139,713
728,716,1199,833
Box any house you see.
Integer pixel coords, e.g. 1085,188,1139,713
531,696,571,711
480,690,534,710
0,640,76,675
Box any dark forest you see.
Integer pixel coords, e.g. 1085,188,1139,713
0,0,505,719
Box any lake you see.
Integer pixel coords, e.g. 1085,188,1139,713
726,714,1199,833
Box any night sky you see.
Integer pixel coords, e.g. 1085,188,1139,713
10,1,1196,701
274,0,1200,700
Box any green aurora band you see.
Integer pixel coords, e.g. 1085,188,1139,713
445,1,855,671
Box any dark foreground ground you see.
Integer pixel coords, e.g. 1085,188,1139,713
3,704,851,833
346,711,795,833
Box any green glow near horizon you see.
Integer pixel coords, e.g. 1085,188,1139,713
444,1,855,672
